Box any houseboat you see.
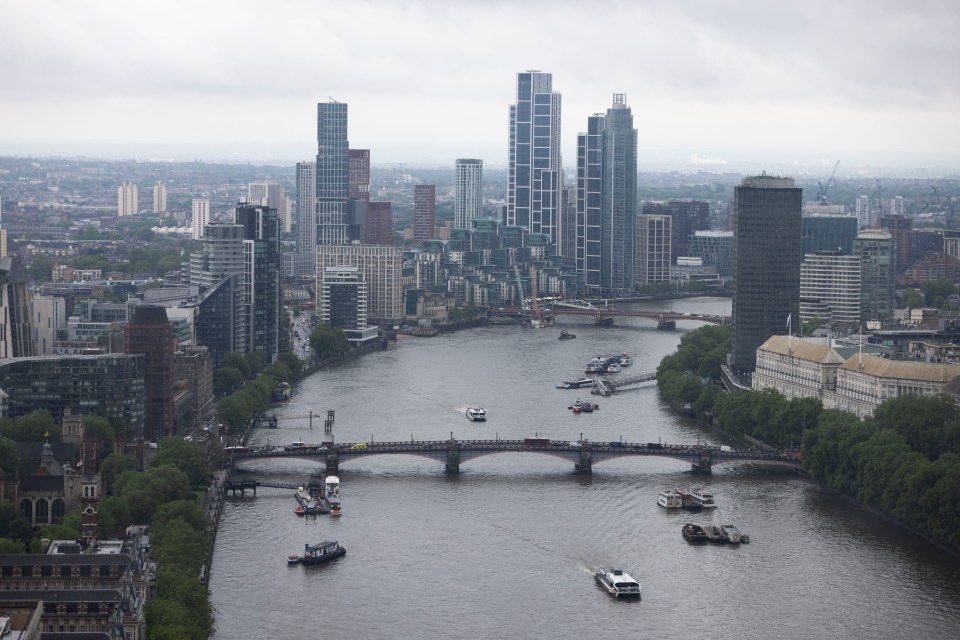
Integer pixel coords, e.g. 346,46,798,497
300,540,346,566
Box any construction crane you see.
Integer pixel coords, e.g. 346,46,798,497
513,264,527,310
817,160,840,204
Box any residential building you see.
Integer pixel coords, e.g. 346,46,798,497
316,100,349,245
414,184,436,248
319,266,379,345
507,70,563,255
316,245,403,326
730,175,802,374
191,199,210,240
800,251,861,324
152,181,167,214
349,149,371,202
365,201,393,246
801,214,858,256
188,276,241,368
642,200,709,263
236,203,280,362
175,346,214,423
455,159,483,230
248,182,285,230
635,214,671,285
855,194,872,228
31,293,66,356
879,214,912,274
855,229,895,324
124,306,175,443
117,182,138,216
560,185,576,267
296,161,317,252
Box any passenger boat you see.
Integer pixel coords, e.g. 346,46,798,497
657,490,683,509
295,486,318,514
594,567,641,599
465,407,487,422
558,329,577,340
617,353,632,366
689,488,718,509
674,488,702,511
681,523,710,544
721,524,743,544
601,361,621,374
272,381,292,401
300,540,346,566
325,475,341,515
557,378,597,389
293,504,305,516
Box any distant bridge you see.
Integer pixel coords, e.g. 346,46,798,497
496,303,730,326
230,439,801,476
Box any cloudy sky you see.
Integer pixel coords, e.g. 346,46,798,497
2,0,959,171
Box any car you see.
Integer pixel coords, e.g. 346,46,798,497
351,443,367,450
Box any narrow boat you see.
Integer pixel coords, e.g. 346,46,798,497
721,524,743,544
681,523,710,544
594,567,641,599
465,407,487,422
300,540,346,566
657,490,683,509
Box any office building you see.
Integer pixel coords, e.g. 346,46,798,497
316,245,403,325
316,100,349,245
801,214,858,256
730,175,802,374
507,71,563,254
641,200,710,262
117,182,138,216
455,159,483,230
855,229,895,324
414,184,436,248
688,231,734,278
576,94,637,296
0,256,36,358
124,305,175,443
237,203,281,362
635,214,671,285
191,199,210,240
152,181,167,214
799,251,861,324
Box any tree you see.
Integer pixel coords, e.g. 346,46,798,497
0,537,26,553
921,278,957,307
39,512,82,542
213,367,244,395
900,289,923,309
97,495,133,538
0,435,17,474
29,255,54,283
277,352,303,378
309,325,351,359
100,454,140,495
82,415,115,456
0,410,61,442
150,438,208,487
0,499,32,546
244,352,266,377
220,353,251,379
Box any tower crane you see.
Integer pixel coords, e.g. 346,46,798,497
513,264,527,310
817,160,840,204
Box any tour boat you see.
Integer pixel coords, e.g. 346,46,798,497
325,475,341,515
300,540,346,566
681,523,710,544
594,567,641,599
689,487,718,509
657,490,683,509
465,407,487,422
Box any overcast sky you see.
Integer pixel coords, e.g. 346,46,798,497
2,0,959,171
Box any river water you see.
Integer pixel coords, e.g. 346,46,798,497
209,297,960,640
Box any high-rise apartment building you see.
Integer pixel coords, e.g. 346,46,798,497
365,201,393,246
731,175,802,374
316,245,403,325
455,159,483,230
152,181,167,214
855,229,895,324
319,266,379,345
800,251,861,324
118,181,138,216
236,203,280,362
316,100,349,245
30,293,66,356
124,305,175,443
856,195,871,228
349,149,371,202
641,200,710,262
296,161,317,257
576,94,637,296
507,71,562,254
414,184,436,248
192,199,210,240
635,214,671,285
248,182,286,231
0,256,36,358
689,231,734,278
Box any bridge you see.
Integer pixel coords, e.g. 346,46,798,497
496,303,730,326
590,372,658,396
229,439,801,476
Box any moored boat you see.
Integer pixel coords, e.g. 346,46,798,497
594,567,641,599
466,407,487,422
300,540,346,566
325,475,341,515
569,398,600,413
681,523,710,544
702,524,726,543
295,486,318,514
558,329,576,340
689,487,718,509
674,488,702,511
721,524,743,544
294,504,305,516
657,490,683,509
287,554,302,565
272,381,292,401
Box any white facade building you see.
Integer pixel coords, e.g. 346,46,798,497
752,336,845,401
316,245,403,324
192,199,211,240
800,252,861,323
117,182,138,216
152,181,167,214
454,159,483,230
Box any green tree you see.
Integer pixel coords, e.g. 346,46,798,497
29,255,54,283
150,438,208,487
0,537,26,553
0,435,17,474
82,415,115,456
0,499,33,547
277,351,303,378
216,394,254,431
901,289,923,309
39,512,82,542
1,410,61,442
244,352,266,377
220,352,251,378
100,454,140,495
921,278,957,307
213,367,244,395
97,495,133,538
872,394,960,461
310,325,351,359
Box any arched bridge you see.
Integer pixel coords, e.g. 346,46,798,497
230,439,802,476
496,304,730,326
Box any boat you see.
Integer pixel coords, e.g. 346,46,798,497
674,488,702,511
601,361,621,374
465,407,487,422
295,486,318,514
584,361,602,374
594,567,641,599
569,398,599,413
721,524,743,544
272,381,292,401
681,523,710,544
617,353,632,366
702,524,727,543
287,554,302,565
325,475,341,515
689,487,718,509
657,490,683,509
558,329,576,340
294,504,305,516
657,314,676,330
741,533,751,544
557,377,597,389
300,540,346,566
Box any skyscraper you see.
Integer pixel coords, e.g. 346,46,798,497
248,182,286,230
316,100,349,245
236,203,280,362
455,159,483,230
365,201,393,245
349,149,371,202
635,214,671,285
124,305,175,443
507,71,562,254
414,184,436,248
118,182,138,216
152,181,167,214
577,94,637,296
731,175,802,374
0,256,36,358
296,161,317,253
192,199,210,240
855,229,895,324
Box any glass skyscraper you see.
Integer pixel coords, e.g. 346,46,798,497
316,100,349,245
507,71,562,255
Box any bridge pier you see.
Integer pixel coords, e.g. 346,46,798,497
692,451,713,475
445,440,461,475
325,451,339,476
575,447,593,475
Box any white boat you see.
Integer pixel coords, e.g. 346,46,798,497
295,486,318,514
690,487,717,509
325,475,341,515
594,567,641,599
657,490,683,509
466,407,487,422
618,353,632,366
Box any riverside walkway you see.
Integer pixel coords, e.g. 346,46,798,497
229,439,802,476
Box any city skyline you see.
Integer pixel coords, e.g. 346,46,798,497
1,1,959,172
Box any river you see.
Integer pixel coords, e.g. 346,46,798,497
209,297,960,639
